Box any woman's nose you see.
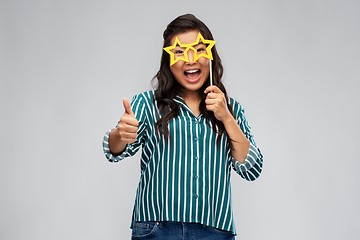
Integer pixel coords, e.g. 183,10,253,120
187,49,196,64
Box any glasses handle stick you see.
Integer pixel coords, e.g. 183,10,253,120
209,60,213,86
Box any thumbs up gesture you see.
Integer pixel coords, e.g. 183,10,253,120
116,98,139,144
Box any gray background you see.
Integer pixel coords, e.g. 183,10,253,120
1,0,359,239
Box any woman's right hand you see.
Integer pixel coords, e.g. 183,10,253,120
116,98,139,144
109,98,139,155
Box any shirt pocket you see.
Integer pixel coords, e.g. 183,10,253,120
131,221,159,238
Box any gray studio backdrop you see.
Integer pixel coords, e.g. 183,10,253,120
1,0,359,239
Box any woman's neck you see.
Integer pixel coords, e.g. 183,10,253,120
179,89,202,103
179,90,202,117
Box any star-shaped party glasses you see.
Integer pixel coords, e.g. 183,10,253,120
163,33,216,66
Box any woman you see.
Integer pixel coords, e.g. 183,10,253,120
103,13,263,240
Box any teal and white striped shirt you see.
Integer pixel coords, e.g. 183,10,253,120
102,90,263,235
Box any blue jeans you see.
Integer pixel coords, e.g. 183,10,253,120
131,221,235,240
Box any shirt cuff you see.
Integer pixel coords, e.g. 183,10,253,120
102,130,132,162
232,142,262,180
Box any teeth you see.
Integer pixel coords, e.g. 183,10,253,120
185,69,199,73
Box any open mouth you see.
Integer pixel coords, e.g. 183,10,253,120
184,69,201,83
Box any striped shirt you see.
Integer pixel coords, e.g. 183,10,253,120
102,90,263,235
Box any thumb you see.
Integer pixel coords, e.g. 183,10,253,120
123,98,135,117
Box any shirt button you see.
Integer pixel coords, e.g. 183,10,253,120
195,156,198,160
194,194,199,198
194,137,198,141
194,175,198,179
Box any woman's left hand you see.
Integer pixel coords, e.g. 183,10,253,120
204,85,232,123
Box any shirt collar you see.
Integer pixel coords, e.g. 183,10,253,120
173,95,203,119
174,95,185,105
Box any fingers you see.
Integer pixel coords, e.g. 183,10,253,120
204,85,231,122
205,98,220,106
118,131,137,143
123,98,135,117
119,98,138,143
205,92,222,100
117,116,139,143
121,114,139,127
205,98,225,113
205,87,225,103
117,127,138,143
204,85,222,94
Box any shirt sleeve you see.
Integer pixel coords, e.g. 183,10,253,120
102,93,148,162
229,99,263,181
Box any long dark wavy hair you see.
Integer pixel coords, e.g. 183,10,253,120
152,14,234,146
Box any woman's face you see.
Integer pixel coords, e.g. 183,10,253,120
169,30,210,98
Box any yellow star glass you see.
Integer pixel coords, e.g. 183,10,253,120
163,33,216,66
